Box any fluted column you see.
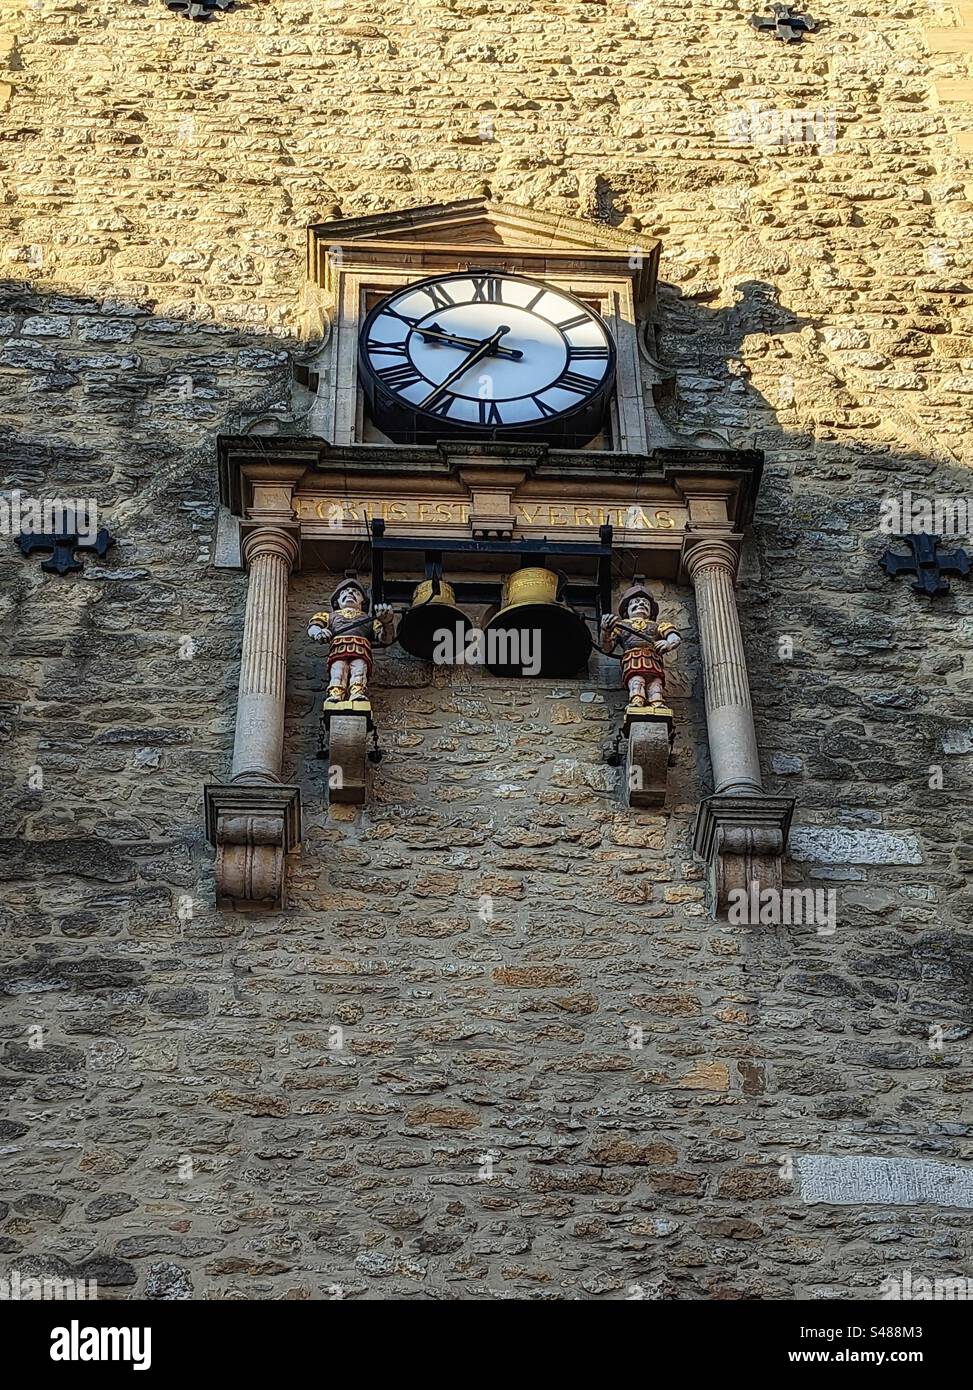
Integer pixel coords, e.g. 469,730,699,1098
204,524,302,912
230,527,300,785
685,540,763,796
686,539,794,917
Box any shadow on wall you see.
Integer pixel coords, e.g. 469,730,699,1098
2,276,973,1301
651,275,973,825
0,273,970,884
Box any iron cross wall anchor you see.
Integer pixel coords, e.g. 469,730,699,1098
880,534,972,596
164,0,234,18
16,527,116,576
750,5,818,42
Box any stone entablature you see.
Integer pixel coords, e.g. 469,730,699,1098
217,437,764,582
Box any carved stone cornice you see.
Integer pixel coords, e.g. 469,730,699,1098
218,436,764,518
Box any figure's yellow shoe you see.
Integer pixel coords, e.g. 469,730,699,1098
628,693,647,708
348,682,368,701
326,685,347,703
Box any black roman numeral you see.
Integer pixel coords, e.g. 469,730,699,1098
552,369,595,395
568,344,609,361
525,288,547,312
531,395,559,418
367,337,409,358
376,361,423,391
478,399,503,426
471,275,502,304
427,395,454,418
422,282,455,310
555,313,591,332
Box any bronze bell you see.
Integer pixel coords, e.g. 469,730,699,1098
485,567,592,677
397,576,477,662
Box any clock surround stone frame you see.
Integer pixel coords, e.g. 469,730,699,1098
303,198,658,455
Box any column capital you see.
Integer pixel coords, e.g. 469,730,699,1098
241,524,300,571
684,537,739,583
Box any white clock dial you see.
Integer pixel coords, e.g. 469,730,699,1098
359,271,615,439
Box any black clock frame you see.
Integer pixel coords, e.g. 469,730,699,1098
358,270,617,448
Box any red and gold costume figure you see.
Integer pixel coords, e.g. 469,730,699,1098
600,581,681,708
307,578,396,703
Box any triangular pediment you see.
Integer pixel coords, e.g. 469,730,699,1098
310,196,653,254
307,196,659,307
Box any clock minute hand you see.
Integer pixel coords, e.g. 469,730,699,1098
419,325,513,411
418,325,523,361
385,309,522,361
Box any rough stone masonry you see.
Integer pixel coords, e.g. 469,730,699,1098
0,0,972,1299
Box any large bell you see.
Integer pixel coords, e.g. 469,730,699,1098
485,567,592,677
397,577,477,662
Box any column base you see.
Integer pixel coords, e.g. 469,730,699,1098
693,793,795,918
204,783,302,911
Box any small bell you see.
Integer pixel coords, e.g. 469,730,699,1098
397,576,477,662
485,567,592,677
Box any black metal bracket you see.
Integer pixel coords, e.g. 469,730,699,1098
369,518,614,619
163,0,234,19
879,534,971,597
749,5,817,42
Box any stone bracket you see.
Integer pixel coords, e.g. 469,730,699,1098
624,707,674,808
693,793,795,918
204,783,302,911
323,707,370,804
322,700,375,811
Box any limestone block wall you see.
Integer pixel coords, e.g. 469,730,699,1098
0,1,972,1298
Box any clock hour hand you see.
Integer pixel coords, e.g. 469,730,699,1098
419,325,513,411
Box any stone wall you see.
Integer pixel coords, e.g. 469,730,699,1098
1,0,972,1299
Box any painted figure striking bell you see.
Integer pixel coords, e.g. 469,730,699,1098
308,575,397,703
600,580,680,709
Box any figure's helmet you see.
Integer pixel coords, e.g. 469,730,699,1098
618,582,659,619
330,576,370,612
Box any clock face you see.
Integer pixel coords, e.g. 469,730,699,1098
358,270,616,444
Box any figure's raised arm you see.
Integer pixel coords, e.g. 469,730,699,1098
373,602,397,645
599,612,619,655
655,621,681,654
308,610,331,642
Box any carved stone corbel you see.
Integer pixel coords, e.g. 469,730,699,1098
324,707,370,804
204,783,302,911
456,464,521,539
624,708,673,808
693,793,795,914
